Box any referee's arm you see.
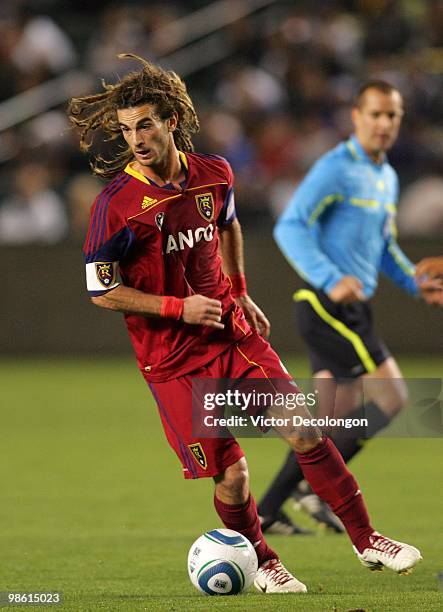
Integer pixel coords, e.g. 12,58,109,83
274,157,344,293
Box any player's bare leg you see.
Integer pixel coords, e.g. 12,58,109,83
363,357,408,416
314,370,362,420
213,458,307,593
214,457,249,505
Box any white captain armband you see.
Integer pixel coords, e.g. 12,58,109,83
225,189,236,222
86,261,120,295
218,188,237,226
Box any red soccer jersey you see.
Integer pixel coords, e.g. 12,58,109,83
84,152,251,381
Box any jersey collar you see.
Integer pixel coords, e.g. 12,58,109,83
124,151,189,187
347,134,386,167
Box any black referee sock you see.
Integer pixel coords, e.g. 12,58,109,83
331,401,391,464
257,450,303,518
257,402,390,518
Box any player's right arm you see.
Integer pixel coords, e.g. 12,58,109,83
273,155,355,300
91,286,224,328
84,188,223,329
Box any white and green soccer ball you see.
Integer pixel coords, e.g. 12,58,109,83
188,528,258,595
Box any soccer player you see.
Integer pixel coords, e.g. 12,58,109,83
258,80,437,532
70,60,421,594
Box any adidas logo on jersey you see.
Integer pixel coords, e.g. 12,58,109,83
165,224,214,254
142,195,158,209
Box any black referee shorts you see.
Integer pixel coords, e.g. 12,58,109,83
294,284,390,379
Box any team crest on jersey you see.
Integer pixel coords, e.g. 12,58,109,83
188,443,207,469
95,262,114,288
155,212,165,231
195,193,214,222
142,195,158,209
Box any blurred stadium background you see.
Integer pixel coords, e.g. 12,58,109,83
0,0,442,355
1,2,442,609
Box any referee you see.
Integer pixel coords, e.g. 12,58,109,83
258,80,433,533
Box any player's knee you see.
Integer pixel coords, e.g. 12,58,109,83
378,379,409,416
372,359,409,416
391,382,409,414
313,369,334,379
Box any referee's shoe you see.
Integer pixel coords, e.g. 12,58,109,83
292,480,345,533
260,509,314,535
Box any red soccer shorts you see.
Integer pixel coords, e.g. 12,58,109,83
146,332,295,479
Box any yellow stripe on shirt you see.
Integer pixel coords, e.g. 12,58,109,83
350,198,380,208
308,194,344,226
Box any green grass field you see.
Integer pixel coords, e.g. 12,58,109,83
1,355,442,611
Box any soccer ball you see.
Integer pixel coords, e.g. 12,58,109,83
188,528,258,595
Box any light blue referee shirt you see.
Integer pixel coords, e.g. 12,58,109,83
274,135,417,298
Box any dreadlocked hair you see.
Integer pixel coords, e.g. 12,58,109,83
68,54,200,180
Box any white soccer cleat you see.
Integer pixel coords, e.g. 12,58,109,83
254,558,307,593
354,531,422,575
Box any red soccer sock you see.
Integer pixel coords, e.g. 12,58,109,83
214,494,278,566
296,437,374,553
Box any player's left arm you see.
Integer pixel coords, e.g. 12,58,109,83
380,173,420,296
380,215,443,309
380,231,417,295
216,159,270,337
218,218,271,338
415,256,443,305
